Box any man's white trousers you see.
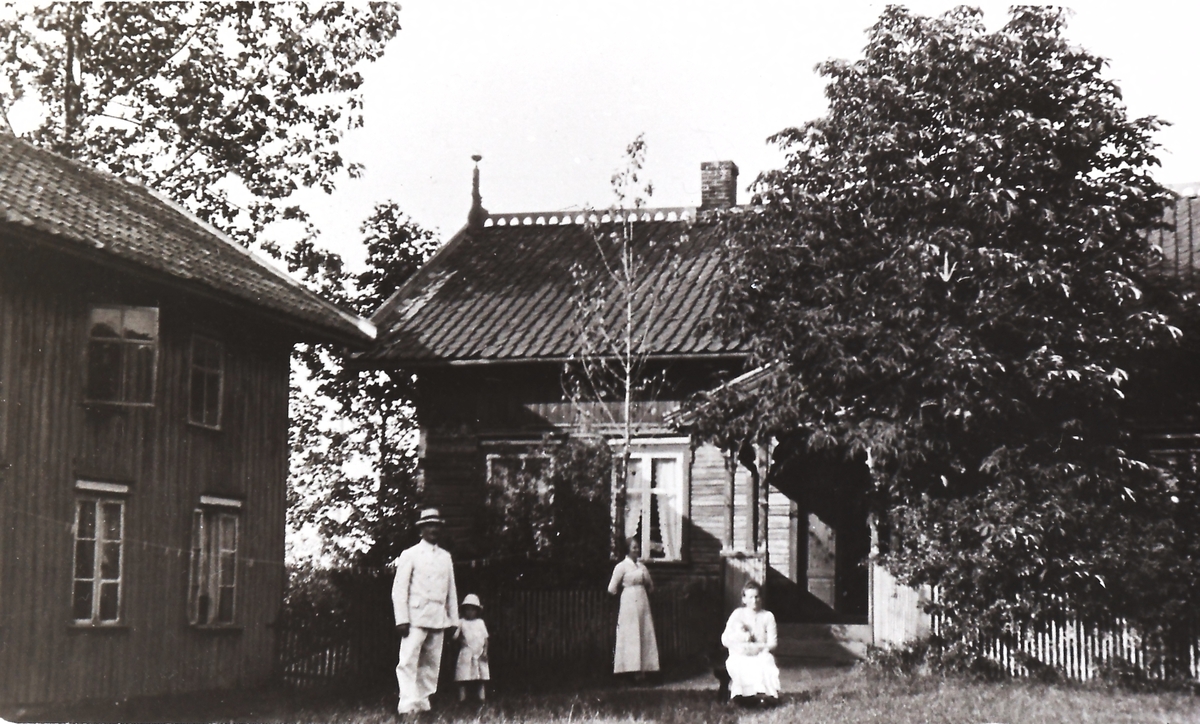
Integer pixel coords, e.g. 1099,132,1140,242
396,627,444,714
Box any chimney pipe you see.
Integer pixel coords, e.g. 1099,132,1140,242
700,161,738,210
468,154,488,229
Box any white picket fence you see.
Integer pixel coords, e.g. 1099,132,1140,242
932,614,1200,681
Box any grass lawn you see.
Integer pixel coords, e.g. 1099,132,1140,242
11,667,1199,723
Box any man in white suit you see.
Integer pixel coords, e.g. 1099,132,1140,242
392,507,459,715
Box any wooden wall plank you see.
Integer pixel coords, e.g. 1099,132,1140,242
0,244,292,705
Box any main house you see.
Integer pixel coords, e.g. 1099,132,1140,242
360,161,906,638
361,160,1200,647
0,134,373,706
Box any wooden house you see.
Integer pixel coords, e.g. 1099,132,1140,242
361,160,1200,651
360,161,884,637
0,134,374,706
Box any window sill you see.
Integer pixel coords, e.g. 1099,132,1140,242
81,401,154,411
644,559,689,568
68,623,129,632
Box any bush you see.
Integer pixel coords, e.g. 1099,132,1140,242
864,637,1008,682
477,436,613,587
280,565,352,635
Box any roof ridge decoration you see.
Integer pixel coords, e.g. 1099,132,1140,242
482,206,696,228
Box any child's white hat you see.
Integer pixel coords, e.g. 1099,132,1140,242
462,593,483,609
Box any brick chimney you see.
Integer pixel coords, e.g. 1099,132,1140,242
700,160,738,210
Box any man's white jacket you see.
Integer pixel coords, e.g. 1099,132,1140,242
391,539,459,629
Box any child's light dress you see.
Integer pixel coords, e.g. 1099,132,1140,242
455,618,490,681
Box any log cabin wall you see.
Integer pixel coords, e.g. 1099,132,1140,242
0,244,290,705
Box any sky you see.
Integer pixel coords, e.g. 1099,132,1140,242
299,1,1200,271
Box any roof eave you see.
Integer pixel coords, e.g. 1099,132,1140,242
349,349,748,370
2,223,374,347
369,223,469,327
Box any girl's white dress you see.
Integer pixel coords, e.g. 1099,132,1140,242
607,557,660,673
721,606,780,699
454,618,490,681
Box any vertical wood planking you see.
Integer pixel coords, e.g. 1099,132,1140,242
0,250,294,706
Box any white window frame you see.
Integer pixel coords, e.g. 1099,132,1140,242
84,305,159,406
187,335,224,429
72,482,129,625
188,497,241,627
618,438,689,563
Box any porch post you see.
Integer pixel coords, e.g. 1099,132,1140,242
755,441,772,553
744,447,757,551
722,448,736,551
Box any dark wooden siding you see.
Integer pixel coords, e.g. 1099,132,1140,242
0,244,290,705
414,364,746,585
420,432,487,556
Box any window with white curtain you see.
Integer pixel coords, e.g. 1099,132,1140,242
623,446,686,561
188,498,240,626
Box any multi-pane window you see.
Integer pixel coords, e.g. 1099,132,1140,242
188,336,224,428
72,487,126,624
85,306,159,404
624,448,685,561
189,500,240,626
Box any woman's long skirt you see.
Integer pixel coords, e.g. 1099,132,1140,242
725,651,780,698
613,586,659,673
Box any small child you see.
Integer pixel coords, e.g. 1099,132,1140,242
454,593,489,702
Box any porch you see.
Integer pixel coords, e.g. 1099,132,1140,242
711,439,930,651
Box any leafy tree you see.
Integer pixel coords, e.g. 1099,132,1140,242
0,1,401,258
696,6,1200,652
0,2,423,567
289,202,438,567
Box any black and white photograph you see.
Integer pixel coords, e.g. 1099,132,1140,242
0,1,1199,721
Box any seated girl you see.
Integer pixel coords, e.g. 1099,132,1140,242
720,581,780,705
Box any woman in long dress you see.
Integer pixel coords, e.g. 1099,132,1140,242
607,537,660,677
721,581,780,704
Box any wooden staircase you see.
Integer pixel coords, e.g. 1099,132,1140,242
774,623,872,666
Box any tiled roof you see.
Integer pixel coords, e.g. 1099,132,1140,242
1153,192,1200,287
0,133,373,345
367,192,1199,367
365,208,744,364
